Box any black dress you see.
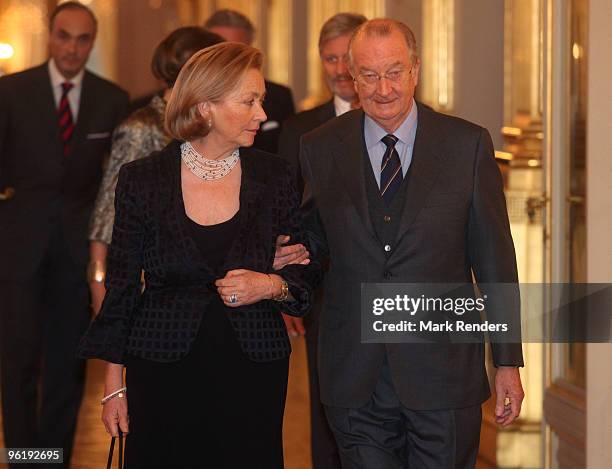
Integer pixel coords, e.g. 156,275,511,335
125,210,289,468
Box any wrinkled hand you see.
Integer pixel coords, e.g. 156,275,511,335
494,367,524,427
102,393,129,437
273,235,310,270
282,313,305,337
89,281,106,316
216,269,272,307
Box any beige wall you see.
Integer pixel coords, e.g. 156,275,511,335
387,0,504,149
117,0,183,99
586,0,612,467
452,0,504,149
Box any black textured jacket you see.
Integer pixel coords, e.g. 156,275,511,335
78,141,320,364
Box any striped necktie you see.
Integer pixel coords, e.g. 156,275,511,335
380,134,402,205
58,82,75,156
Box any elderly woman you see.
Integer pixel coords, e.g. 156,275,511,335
78,43,320,468
87,27,223,313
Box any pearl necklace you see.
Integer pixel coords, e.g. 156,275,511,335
180,142,239,180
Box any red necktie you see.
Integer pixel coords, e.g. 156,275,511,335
58,82,75,156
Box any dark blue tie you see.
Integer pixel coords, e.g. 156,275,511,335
380,134,402,205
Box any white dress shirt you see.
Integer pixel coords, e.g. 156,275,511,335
48,59,84,122
334,94,353,117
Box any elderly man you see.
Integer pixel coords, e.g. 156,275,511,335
300,19,524,468
204,9,295,153
278,12,366,469
0,2,128,466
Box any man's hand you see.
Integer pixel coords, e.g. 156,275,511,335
494,366,524,427
282,313,305,337
273,235,310,270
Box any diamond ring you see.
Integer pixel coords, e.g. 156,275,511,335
229,293,238,304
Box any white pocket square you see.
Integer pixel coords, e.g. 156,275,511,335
261,121,279,132
86,132,111,140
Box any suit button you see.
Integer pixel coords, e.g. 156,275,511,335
383,215,391,222
384,244,391,252
384,271,392,279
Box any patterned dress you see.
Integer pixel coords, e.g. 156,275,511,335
89,95,169,244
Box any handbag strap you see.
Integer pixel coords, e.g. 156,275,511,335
118,432,124,469
106,432,124,469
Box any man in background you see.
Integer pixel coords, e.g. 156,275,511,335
277,13,366,469
204,9,295,154
0,2,128,466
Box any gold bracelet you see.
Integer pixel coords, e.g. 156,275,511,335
87,260,106,283
273,278,289,302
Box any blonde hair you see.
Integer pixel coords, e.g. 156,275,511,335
165,42,263,141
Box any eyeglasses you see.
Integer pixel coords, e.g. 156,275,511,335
353,66,413,87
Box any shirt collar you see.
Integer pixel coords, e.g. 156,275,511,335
364,98,418,150
333,94,352,116
48,58,85,89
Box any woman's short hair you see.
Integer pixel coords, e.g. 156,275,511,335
151,27,224,88
165,42,263,141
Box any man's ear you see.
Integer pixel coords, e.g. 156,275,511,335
411,58,421,86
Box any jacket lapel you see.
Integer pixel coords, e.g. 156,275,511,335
393,102,445,247
330,111,376,238
221,147,266,272
165,141,213,275
71,71,94,153
32,64,63,158
316,100,336,125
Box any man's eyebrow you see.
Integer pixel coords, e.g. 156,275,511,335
56,28,93,40
359,61,405,72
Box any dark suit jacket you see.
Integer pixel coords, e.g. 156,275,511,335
0,63,128,279
78,142,321,364
300,102,523,409
278,99,335,192
253,80,295,154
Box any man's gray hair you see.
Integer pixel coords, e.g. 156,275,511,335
204,9,255,43
348,18,419,70
319,12,367,53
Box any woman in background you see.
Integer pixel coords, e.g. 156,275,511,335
87,26,223,312
79,42,320,468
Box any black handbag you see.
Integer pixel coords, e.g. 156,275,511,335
106,431,124,469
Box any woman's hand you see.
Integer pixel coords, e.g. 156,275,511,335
102,363,129,437
216,269,275,307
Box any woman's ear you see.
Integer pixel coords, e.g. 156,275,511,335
197,101,211,118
